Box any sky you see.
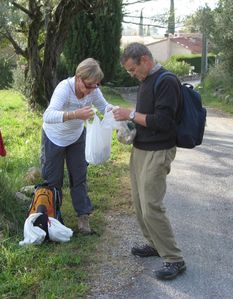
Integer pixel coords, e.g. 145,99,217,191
123,0,218,34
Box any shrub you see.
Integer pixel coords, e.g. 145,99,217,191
111,62,138,87
173,54,216,74
57,54,69,82
0,58,13,89
163,58,191,77
203,64,233,106
204,64,232,90
12,63,27,94
0,174,25,235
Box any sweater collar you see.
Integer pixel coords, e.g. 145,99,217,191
149,63,162,75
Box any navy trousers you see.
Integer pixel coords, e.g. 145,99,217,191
40,129,92,216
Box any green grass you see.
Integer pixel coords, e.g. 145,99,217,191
2,82,232,298
0,88,133,298
201,89,233,115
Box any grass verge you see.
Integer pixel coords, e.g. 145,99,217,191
0,87,133,298
200,85,233,115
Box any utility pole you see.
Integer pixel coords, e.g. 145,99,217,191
139,8,144,36
201,32,208,82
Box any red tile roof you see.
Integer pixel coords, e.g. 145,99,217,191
170,36,202,53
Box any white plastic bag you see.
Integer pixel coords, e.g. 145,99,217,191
117,121,136,145
19,213,73,246
19,213,46,246
85,113,113,165
101,110,136,145
101,110,121,130
48,218,73,243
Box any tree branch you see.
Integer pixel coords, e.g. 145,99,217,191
123,0,153,6
38,43,45,51
3,30,28,58
12,1,34,18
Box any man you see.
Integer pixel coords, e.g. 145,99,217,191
112,43,186,280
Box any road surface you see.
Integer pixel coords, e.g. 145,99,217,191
87,107,233,299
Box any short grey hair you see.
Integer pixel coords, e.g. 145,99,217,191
120,42,153,65
75,58,104,81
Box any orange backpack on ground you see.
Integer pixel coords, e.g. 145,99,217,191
28,184,63,223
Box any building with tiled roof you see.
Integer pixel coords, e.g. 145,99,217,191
145,34,203,62
170,36,202,54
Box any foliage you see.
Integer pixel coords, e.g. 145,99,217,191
163,57,191,77
197,61,233,115
201,66,233,114
0,88,133,298
12,62,27,94
0,0,115,109
203,64,230,90
56,53,69,82
186,5,215,36
63,1,122,83
0,90,35,235
212,0,233,78
111,62,138,87
183,1,233,81
202,64,233,109
172,54,216,74
0,58,13,89
167,0,175,34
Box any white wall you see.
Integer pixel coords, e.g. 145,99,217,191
147,39,192,62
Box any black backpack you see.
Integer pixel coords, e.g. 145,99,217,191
154,71,207,149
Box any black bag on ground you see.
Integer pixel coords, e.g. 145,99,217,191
154,71,207,149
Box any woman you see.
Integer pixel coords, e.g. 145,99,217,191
41,58,112,234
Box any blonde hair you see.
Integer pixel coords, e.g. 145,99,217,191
75,58,104,81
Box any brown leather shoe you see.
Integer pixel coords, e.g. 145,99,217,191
78,215,91,235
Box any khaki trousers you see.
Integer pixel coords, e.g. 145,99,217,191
130,147,183,262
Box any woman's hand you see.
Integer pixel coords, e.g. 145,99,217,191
64,106,95,122
75,106,95,120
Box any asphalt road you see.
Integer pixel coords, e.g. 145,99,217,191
121,107,233,299
87,107,233,299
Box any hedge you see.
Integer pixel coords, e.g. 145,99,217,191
171,54,216,73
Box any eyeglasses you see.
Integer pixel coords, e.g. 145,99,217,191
125,58,142,77
126,70,135,77
82,79,100,89
126,65,139,77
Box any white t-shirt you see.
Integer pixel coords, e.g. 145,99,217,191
43,76,109,146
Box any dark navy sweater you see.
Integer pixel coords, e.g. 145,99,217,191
133,67,182,151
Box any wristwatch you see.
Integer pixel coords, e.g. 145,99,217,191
129,110,136,121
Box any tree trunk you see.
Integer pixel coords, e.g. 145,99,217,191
27,1,91,108
8,0,109,109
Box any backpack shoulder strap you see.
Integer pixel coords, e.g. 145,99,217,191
154,71,178,93
153,71,183,122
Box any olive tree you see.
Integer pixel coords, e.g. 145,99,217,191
0,0,109,109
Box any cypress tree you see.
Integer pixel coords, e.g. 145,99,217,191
139,9,144,36
63,1,122,82
167,0,175,34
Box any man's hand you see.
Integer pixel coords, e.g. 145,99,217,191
112,107,131,121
